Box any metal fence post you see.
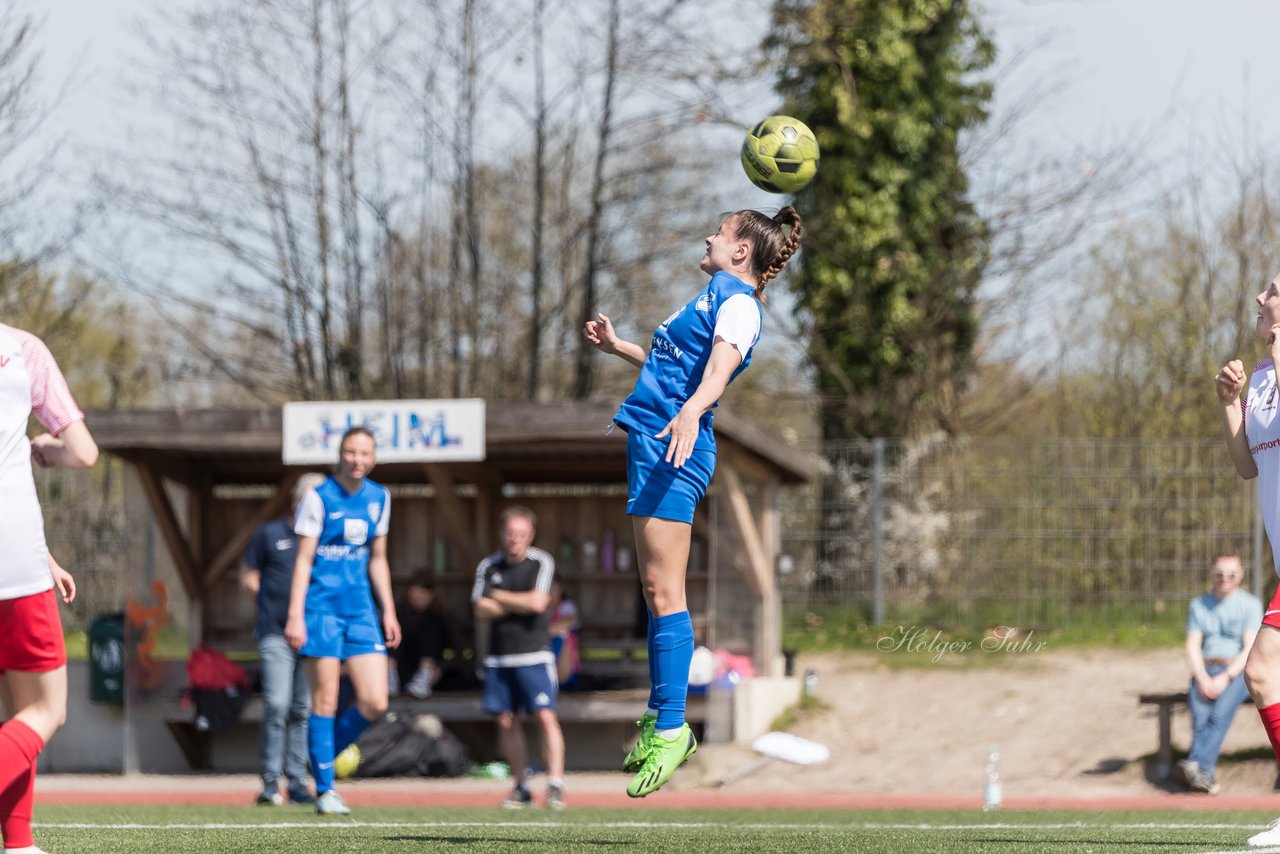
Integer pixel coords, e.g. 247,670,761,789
872,438,885,626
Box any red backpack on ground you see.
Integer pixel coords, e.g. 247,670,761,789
186,645,251,693
184,646,251,733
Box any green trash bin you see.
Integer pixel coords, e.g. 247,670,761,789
88,613,125,704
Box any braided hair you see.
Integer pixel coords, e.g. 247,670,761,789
731,206,803,304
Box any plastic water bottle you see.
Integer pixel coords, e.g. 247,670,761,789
983,744,1003,811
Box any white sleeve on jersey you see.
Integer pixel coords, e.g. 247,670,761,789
294,488,325,538
714,293,761,355
375,487,391,537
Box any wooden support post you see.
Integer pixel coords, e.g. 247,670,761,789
134,461,203,604
758,477,781,678
423,464,481,572
719,464,769,598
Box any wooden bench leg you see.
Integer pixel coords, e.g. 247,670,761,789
1155,703,1173,780
165,721,212,771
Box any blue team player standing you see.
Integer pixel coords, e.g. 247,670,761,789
583,206,803,797
284,426,401,815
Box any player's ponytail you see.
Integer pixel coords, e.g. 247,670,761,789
732,206,803,304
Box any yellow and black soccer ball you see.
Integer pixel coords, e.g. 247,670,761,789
740,115,819,194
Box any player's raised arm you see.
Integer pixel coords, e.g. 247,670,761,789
584,312,646,368
1217,358,1257,479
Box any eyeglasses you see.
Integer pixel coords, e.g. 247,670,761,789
1211,572,1239,580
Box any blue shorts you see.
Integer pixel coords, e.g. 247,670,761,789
300,610,386,660
625,428,715,524
483,661,559,715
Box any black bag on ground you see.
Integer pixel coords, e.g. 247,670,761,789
354,712,469,778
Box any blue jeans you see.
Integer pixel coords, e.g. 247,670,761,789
1187,662,1250,777
258,634,311,792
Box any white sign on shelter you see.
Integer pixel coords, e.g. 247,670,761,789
282,399,486,464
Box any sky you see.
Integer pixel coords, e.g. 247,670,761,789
20,0,1280,376
27,0,1280,183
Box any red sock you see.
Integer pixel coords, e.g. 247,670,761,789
0,720,42,793
0,720,43,849
0,766,34,848
1259,702,1280,762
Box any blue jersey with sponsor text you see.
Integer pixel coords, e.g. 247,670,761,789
295,476,391,617
613,272,760,452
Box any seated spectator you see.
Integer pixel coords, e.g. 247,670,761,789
1176,552,1262,794
548,580,582,690
393,573,459,698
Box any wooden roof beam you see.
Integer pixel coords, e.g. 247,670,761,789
134,460,203,602
202,470,303,590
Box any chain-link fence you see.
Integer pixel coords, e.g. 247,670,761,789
35,457,135,633
36,436,1267,638
779,437,1264,630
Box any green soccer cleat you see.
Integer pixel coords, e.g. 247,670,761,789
621,713,657,772
626,723,697,798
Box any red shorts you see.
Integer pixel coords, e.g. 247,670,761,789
0,588,67,672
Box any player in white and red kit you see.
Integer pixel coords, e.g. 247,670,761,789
0,322,98,854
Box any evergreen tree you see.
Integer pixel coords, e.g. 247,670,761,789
768,0,994,439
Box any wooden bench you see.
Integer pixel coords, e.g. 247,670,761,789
164,689,705,771
1138,691,1255,779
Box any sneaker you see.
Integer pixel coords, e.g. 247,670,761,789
406,668,433,699
1249,816,1280,846
287,788,316,805
1173,758,1198,789
500,785,534,809
3,846,51,853
621,713,657,772
255,789,284,806
1187,767,1221,795
545,783,566,810
315,789,351,815
626,723,697,798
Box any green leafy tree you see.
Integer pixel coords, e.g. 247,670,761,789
768,0,994,440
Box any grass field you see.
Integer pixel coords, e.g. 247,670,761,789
28,805,1280,853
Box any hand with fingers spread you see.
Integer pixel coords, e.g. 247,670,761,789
656,405,702,469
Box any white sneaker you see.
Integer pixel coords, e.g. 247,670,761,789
406,668,432,699
1248,816,1280,846
315,789,351,815
5,847,50,854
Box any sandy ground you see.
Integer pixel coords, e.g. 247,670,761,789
35,646,1280,805
683,647,1280,799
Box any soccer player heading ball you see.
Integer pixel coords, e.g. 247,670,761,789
584,206,803,797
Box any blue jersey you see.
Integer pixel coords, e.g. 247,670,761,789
294,476,391,617
614,272,760,452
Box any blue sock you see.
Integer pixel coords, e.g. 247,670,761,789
651,610,694,732
334,706,374,754
646,610,658,712
308,714,335,794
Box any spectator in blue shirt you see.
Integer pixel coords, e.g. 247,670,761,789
1177,553,1263,794
241,472,327,806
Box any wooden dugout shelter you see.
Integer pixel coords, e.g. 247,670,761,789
85,402,815,677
